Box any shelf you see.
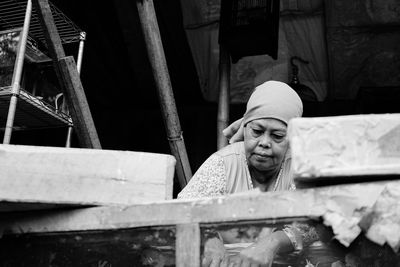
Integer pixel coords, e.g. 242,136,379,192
0,86,72,130
0,1,82,136
0,0,83,45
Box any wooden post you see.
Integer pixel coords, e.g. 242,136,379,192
217,45,231,149
176,223,201,267
136,0,192,188
32,0,65,59
58,57,101,149
65,31,86,148
32,0,101,149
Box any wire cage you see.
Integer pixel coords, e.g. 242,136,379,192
219,0,280,63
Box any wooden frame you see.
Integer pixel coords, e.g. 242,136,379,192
1,180,399,266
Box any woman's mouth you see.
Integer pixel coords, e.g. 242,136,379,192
254,153,272,160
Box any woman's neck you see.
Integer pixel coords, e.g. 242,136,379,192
249,166,281,192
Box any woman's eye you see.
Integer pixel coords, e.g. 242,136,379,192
272,133,285,140
252,129,263,135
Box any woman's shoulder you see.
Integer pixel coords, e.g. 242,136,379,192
215,141,245,158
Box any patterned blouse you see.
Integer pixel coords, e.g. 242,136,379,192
178,142,319,250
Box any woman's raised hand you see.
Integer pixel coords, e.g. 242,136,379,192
222,118,244,144
202,237,228,267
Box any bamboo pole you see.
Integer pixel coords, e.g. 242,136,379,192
136,0,192,188
217,45,231,149
3,0,32,144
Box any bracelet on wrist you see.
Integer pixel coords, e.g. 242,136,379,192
282,227,303,251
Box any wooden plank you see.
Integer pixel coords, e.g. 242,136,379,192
289,114,400,180
176,223,201,267
32,0,101,149
58,56,101,149
1,180,396,234
0,144,175,210
1,218,399,266
32,0,65,60
1,220,400,266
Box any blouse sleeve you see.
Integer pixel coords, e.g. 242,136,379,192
177,154,227,199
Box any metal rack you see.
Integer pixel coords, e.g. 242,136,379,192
0,0,82,45
0,0,85,144
0,86,72,130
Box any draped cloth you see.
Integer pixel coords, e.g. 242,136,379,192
179,0,328,103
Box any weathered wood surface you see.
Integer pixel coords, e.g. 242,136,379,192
32,0,65,60
0,144,175,210
32,0,101,149
176,223,200,267
58,56,101,149
1,181,400,266
1,218,399,266
1,181,396,235
289,114,400,180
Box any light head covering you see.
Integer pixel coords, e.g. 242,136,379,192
243,80,303,126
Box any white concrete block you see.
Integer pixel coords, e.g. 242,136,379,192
289,114,400,180
0,144,176,210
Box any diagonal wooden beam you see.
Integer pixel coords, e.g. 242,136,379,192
58,56,101,149
136,0,192,187
32,0,101,149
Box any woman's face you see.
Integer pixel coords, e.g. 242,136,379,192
244,118,289,173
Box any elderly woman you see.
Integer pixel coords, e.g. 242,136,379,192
178,81,319,267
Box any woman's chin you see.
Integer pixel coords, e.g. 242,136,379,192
250,162,278,174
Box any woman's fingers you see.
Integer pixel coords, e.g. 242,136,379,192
209,257,222,267
222,118,244,142
201,255,212,267
220,256,229,267
240,259,252,267
228,124,244,143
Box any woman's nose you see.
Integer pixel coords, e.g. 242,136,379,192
259,134,272,148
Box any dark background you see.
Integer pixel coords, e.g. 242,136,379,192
7,0,400,195
10,0,247,195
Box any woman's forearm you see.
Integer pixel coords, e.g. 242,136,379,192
258,230,294,254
